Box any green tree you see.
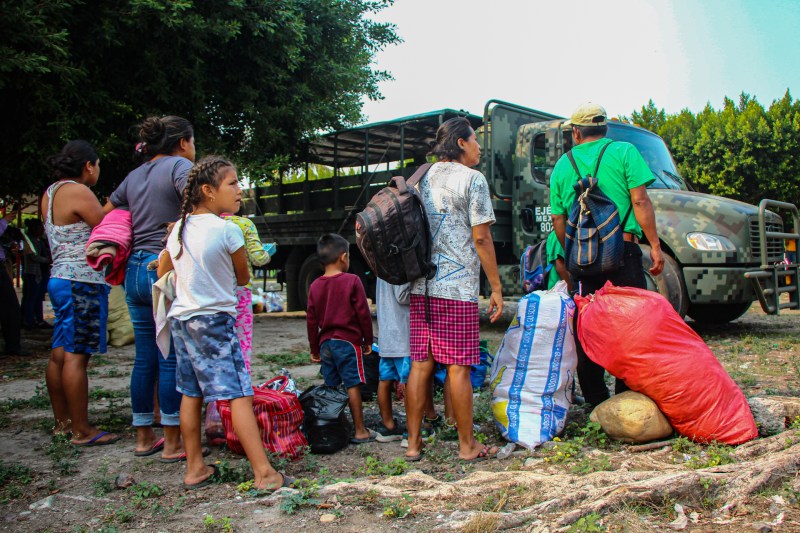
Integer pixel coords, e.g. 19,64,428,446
0,0,399,200
632,90,800,207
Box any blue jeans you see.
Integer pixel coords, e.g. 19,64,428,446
126,251,180,427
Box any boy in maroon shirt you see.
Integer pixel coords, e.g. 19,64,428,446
306,234,376,443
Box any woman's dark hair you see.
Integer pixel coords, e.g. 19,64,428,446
317,234,349,266
428,117,474,161
174,155,235,259
137,115,194,158
47,140,98,181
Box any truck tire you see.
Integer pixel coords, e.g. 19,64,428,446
687,302,751,324
298,253,324,310
284,248,306,312
349,254,376,303
639,244,689,318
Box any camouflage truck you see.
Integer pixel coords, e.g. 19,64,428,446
248,100,799,321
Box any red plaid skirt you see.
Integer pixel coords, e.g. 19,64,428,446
410,295,479,365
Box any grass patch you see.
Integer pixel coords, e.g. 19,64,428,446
88,387,129,400
279,478,320,514
256,352,310,367
358,456,408,477
46,433,81,475
0,461,33,503
0,382,51,412
382,494,413,519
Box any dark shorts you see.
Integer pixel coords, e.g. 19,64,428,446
170,313,253,403
320,339,365,389
48,278,109,355
410,295,480,366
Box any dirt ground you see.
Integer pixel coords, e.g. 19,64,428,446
0,295,799,532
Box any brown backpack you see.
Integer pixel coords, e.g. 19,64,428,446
355,163,437,285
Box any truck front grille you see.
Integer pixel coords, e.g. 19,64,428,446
749,216,784,263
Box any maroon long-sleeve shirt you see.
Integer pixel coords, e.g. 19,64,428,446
306,272,374,355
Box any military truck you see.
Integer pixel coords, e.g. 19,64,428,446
247,100,798,322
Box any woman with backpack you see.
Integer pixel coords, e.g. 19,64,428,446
404,117,504,463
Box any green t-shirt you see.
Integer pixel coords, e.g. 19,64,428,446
549,138,654,238
545,231,564,289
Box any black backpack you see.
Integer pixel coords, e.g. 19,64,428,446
564,142,633,278
355,163,437,285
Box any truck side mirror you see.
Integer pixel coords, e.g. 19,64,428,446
520,208,535,233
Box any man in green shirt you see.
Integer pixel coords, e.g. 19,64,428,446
550,102,664,407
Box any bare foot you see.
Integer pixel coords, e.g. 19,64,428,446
253,472,287,491
71,430,120,446
458,441,498,461
184,464,215,487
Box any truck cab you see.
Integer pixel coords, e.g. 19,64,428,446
484,100,798,322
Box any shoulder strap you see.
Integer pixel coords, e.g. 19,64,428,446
46,180,77,224
406,162,433,187
565,140,614,180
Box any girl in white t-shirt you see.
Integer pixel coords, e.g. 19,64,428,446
158,156,291,491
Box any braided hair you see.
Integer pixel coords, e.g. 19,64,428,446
174,155,235,259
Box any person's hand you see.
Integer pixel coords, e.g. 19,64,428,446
362,344,373,355
3,210,16,222
649,246,665,276
488,290,504,323
263,242,277,257
309,353,320,363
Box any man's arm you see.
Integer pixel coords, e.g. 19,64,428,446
472,222,504,322
552,214,568,251
630,185,664,275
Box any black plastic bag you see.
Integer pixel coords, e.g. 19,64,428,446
299,385,350,454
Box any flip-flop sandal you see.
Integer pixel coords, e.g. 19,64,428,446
134,437,165,457
183,465,218,491
72,431,121,447
460,445,495,464
350,429,378,444
405,450,424,462
404,443,425,462
159,447,211,463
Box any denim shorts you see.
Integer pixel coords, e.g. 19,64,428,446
379,356,411,383
48,278,109,355
320,339,365,389
170,313,253,402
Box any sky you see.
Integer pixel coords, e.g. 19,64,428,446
360,0,800,122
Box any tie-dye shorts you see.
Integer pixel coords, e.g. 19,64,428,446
48,278,109,355
170,312,253,403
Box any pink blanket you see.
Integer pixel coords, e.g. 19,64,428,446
86,209,132,285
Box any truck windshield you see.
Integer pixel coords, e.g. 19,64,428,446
606,125,688,191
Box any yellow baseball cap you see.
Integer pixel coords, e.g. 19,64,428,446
563,102,608,127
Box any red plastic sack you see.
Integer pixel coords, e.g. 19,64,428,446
575,282,757,445
204,401,226,446
217,376,308,458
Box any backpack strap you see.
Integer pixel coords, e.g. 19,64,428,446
565,140,614,180
406,162,434,187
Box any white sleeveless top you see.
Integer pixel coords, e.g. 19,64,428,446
45,181,107,284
